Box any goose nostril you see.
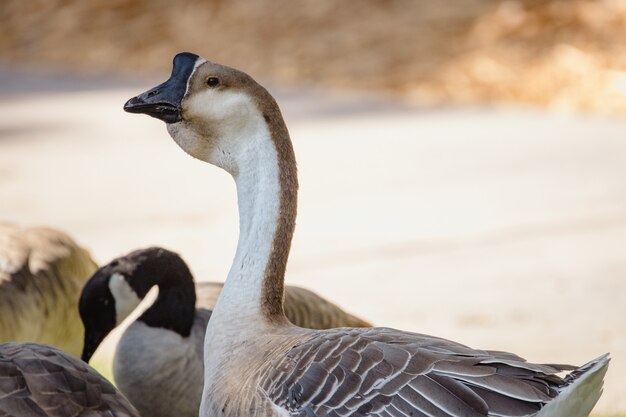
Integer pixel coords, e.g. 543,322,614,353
147,89,159,98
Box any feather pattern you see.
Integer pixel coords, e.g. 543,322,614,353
262,328,584,417
0,343,139,417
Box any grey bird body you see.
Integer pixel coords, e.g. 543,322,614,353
261,328,609,417
198,325,609,417
0,224,97,356
114,310,210,417
114,283,368,417
0,342,139,417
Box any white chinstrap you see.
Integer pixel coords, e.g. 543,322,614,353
108,272,141,326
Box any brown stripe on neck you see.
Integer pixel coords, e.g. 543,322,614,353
257,92,298,324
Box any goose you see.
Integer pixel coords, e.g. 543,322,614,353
0,342,139,416
123,52,610,417
79,246,370,417
0,223,98,356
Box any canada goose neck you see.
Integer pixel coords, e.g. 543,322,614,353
213,107,297,326
136,264,197,337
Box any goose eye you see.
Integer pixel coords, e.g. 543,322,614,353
207,77,220,87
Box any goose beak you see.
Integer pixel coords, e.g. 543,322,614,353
124,84,183,123
124,52,200,124
81,330,106,363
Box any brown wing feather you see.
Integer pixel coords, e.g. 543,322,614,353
263,328,572,417
195,281,371,329
0,343,139,417
283,286,371,329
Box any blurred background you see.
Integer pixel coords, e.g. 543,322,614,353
1,0,625,415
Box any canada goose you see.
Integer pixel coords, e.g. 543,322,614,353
0,223,97,356
0,342,139,417
79,246,369,417
124,52,609,417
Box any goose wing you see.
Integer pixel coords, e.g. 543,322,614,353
263,327,573,417
283,287,371,329
195,282,370,329
0,343,139,417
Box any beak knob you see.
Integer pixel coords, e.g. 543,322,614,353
124,52,200,123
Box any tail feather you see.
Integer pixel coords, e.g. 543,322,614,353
536,353,610,417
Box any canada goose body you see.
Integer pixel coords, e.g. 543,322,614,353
124,53,609,417
80,247,369,417
0,342,139,417
0,223,97,356
115,311,209,417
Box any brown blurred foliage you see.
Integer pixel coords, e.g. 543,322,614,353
1,0,625,113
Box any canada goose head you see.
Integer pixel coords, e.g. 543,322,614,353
124,52,283,174
79,247,196,362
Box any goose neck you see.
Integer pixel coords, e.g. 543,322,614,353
212,113,297,325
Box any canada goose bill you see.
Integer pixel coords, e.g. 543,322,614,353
125,53,610,417
123,52,199,123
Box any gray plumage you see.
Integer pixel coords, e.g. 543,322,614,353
113,283,369,417
261,327,609,417
0,343,139,417
0,224,97,356
114,311,209,417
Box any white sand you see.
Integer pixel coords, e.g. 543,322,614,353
1,76,624,413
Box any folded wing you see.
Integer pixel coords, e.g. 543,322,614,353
263,328,573,417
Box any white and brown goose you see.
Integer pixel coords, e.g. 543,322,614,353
79,246,369,417
0,342,139,416
124,52,610,417
0,223,97,356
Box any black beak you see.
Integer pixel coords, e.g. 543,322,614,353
124,52,200,123
81,330,107,363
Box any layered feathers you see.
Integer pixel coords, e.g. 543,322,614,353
262,328,608,417
0,343,138,417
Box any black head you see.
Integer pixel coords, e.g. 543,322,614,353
79,268,117,362
79,247,197,362
79,248,152,363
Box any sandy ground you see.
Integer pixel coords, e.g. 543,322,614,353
1,71,625,414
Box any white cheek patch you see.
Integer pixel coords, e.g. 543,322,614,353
109,273,141,325
186,90,257,124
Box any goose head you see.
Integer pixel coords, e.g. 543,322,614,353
124,52,281,175
79,247,193,362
